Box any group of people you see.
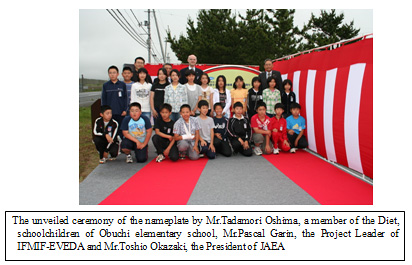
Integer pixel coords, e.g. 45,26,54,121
94,55,308,164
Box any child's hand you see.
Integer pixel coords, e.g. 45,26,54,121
294,139,299,148
215,133,223,140
193,145,199,154
284,140,290,147
243,141,249,150
136,141,145,149
121,111,127,116
272,128,278,133
152,110,158,118
167,135,173,141
191,110,196,116
265,144,271,154
164,147,170,157
105,135,113,144
209,144,216,153
288,129,294,135
238,138,244,145
265,130,272,135
200,139,207,146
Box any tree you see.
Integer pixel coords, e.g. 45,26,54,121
166,9,240,64
299,9,360,50
237,9,273,65
265,9,302,58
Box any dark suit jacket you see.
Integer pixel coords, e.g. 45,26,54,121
258,70,284,93
179,67,204,85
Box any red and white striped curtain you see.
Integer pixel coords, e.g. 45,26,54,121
274,38,373,178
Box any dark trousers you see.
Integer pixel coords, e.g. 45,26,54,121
112,114,125,138
230,138,253,157
287,133,308,149
152,134,179,161
213,137,232,157
93,136,119,159
121,138,148,163
198,142,216,159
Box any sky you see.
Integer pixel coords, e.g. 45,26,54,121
79,9,373,80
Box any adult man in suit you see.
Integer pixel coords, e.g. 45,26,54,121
179,54,203,85
258,58,284,93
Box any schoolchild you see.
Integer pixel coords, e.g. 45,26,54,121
152,103,178,162
286,102,308,153
130,67,152,121
122,66,134,108
213,103,232,157
120,102,152,163
250,102,273,155
93,105,120,164
150,68,169,123
164,69,188,121
281,79,296,118
184,69,202,116
227,102,253,157
212,75,231,118
231,75,248,116
262,76,281,118
196,100,216,159
269,103,291,154
199,73,214,117
173,104,201,160
101,65,128,135
247,76,263,119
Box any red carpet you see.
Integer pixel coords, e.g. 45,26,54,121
263,151,373,205
99,158,208,205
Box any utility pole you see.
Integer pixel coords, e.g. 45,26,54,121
153,9,166,63
146,9,151,63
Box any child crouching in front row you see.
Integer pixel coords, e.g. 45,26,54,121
269,103,290,154
152,103,179,162
213,103,232,157
196,100,216,159
286,102,308,153
173,104,201,160
120,102,152,163
93,105,120,164
227,102,253,156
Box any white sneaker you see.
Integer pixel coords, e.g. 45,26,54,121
290,148,296,153
273,148,279,155
156,154,165,162
126,154,133,163
99,158,106,164
253,146,263,156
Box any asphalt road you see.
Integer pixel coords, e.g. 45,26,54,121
79,91,101,107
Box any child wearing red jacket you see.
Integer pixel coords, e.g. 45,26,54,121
269,103,290,154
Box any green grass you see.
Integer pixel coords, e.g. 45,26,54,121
79,107,99,183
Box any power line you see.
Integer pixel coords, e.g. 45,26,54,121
107,9,164,63
116,9,148,46
106,9,148,49
111,9,148,48
130,9,148,35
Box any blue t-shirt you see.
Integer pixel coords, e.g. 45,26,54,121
286,115,306,134
120,115,151,143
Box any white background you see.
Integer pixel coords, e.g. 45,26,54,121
1,1,411,264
